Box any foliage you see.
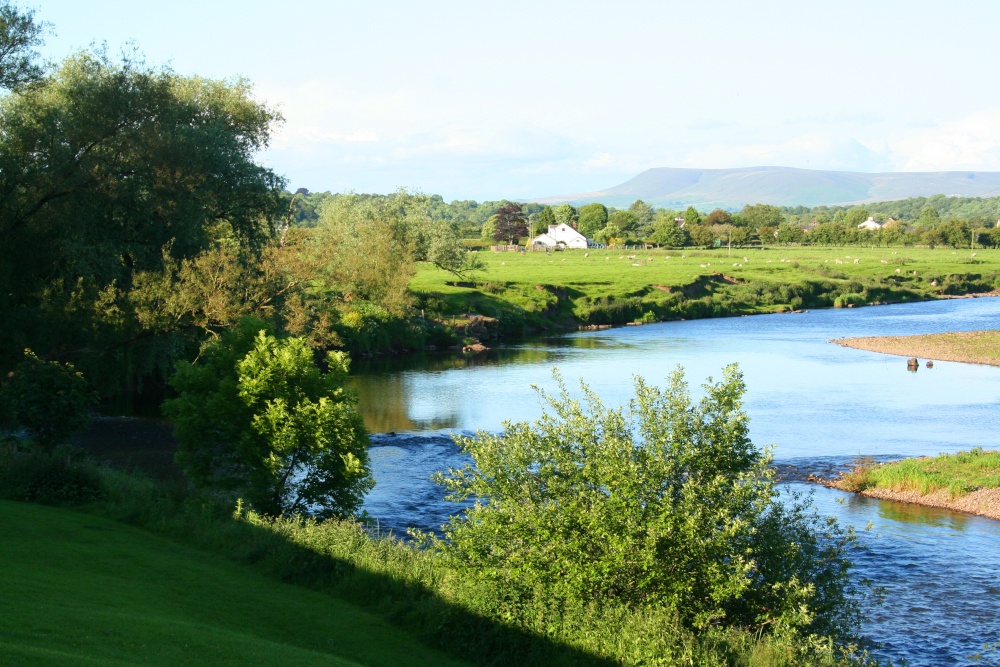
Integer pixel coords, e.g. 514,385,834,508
491,201,528,244
0,48,285,392
577,202,609,238
536,205,556,230
164,324,372,518
428,366,863,641
0,1,47,91
0,448,103,504
0,349,94,451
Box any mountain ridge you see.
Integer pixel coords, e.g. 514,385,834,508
529,167,1000,209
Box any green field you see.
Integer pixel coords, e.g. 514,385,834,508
411,246,1000,333
0,500,467,667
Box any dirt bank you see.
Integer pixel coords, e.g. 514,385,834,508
827,482,1000,521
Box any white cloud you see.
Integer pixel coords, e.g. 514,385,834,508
682,135,894,172
894,111,1000,171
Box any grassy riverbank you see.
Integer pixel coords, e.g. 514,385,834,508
832,330,1000,366
832,450,1000,520
411,246,1000,338
0,459,874,666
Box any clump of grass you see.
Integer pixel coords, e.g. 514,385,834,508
836,456,881,492
841,448,1000,499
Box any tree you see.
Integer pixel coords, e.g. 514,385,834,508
492,202,528,244
776,222,805,244
0,2,47,91
577,202,608,238
705,208,733,226
649,218,687,247
430,367,861,639
628,199,655,233
0,49,285,391
164,323,373,518
607,209,637,234
552,203,577,226
683,206,701,227
536,206,556,231
687,223,716,247
740,204,784,229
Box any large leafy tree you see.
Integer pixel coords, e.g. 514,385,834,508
0,49,285,390
491,201,528,244
0,1,47,91
431,366,862,640
577,202,608,238
164,323,373,518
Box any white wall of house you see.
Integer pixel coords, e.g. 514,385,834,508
531,223,588,249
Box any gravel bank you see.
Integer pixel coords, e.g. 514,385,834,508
832,329,1000,367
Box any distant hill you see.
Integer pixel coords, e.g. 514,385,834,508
531,167,1000,210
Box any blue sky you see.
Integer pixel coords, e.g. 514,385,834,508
33,0,1000,201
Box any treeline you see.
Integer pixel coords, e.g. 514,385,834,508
289,190,1000,251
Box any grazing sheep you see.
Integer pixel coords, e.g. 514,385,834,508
895,268,901,273
854,258,860,264
881,259,888,263
584,252,589,257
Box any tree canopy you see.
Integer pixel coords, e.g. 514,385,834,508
0,49,285,392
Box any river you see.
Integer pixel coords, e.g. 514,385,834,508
351,297,1000,666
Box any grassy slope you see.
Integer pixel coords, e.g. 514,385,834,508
412,246,1000,330
0,500,468,667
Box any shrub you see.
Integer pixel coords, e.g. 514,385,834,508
163,324,373,518
0,350,95,452
427,366,863,642
0,449,103,505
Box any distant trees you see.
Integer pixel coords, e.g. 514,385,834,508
578,203,609,238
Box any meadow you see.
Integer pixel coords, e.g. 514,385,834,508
411,246,1000,334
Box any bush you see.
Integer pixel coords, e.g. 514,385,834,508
0,450,103,505
427,366,863,642
163,323,373,518
0,349,95,452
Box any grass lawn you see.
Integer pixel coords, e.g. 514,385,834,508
0,500,469,667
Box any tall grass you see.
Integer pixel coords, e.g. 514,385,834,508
838,449,1000,498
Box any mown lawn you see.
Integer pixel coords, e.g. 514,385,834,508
0,500,468,667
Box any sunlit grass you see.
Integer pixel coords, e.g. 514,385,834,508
839,449,1000,498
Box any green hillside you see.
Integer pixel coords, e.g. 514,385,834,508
0,500,467,667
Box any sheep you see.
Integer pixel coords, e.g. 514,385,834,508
854,258,860,264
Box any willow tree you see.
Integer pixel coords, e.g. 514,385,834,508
0,48,285,392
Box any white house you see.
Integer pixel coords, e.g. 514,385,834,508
530,223,589,249
857,216,882,231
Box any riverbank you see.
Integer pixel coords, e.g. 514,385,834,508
822,450,1000,521
832,329,1000,366
411,247,1000,344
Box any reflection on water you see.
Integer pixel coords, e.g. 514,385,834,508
354,298,1000,667
807,485,1000,667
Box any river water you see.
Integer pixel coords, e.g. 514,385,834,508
351,297,1000,666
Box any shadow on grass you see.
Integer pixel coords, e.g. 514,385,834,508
0,449,615,667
